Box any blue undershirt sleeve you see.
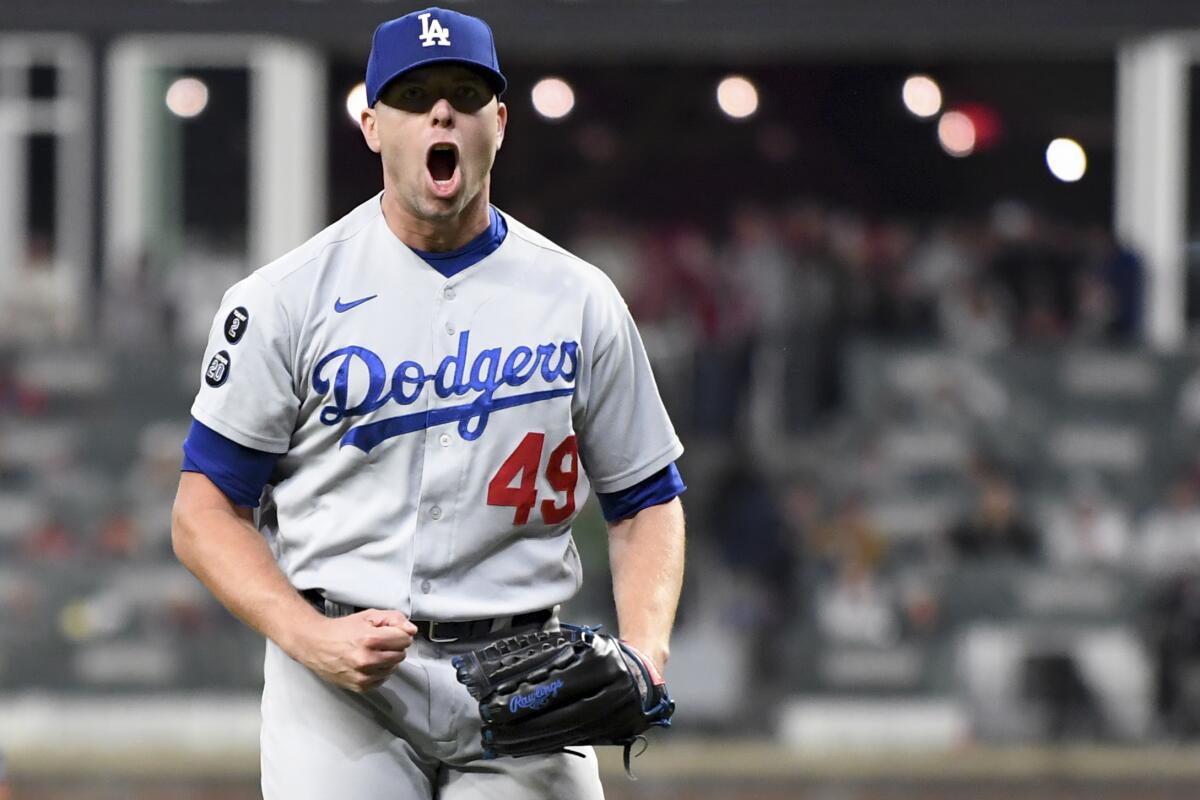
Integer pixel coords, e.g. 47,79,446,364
594,463,687,523
181,418,281,508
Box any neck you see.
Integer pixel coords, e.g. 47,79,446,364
379,183,492,253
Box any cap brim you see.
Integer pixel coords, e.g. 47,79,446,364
371,57,507,105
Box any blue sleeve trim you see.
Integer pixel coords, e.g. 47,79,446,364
595,463,686,522
181,418,281,508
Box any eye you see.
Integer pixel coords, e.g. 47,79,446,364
380,82,434,111
455,84,480,99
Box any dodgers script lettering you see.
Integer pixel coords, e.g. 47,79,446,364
312,330,579,452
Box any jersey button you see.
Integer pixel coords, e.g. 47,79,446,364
420,580,432,594
443,287,455,301
439,433,451,447
430,505,443,520
445,322,456,335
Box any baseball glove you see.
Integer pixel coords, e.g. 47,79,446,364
451,624,675,776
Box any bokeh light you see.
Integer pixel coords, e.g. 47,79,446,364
345,82,367,124
1045,137,1087,182
957,102,1002,150
716,75,758,120
164,76,209,118
902,74,942,118
937,110,976,157
531,77,575,121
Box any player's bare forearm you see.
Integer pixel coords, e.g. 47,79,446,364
607,496,685,674
171,472,417,691
172,471,320,653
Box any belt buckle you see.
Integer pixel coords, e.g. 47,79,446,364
426,621,459,644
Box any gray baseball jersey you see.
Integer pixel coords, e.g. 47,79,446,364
191,192,683,620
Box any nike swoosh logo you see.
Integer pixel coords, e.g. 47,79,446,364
334,294,378,313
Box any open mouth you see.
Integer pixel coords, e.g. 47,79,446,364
427,144,459,183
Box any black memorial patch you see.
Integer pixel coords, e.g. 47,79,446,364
224,306,249,344
205,350,231,387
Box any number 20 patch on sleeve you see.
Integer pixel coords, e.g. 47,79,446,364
487,433,578,525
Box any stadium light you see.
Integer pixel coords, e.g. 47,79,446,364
937,110,975,157
716,75,758,120
902,74,942,118
345,82,368,124
531,77,575,121
165,76,209,119
1045,137,1087,182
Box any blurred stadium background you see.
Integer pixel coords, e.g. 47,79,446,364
7,0,1200,797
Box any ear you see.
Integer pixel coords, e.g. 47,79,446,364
495,102,508,151
360,106,382,154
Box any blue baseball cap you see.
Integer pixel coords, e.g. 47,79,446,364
366,7,506,107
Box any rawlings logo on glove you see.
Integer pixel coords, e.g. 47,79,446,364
451,624,675,777
509,679,565,713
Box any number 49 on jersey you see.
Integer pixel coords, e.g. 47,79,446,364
487,433,578,525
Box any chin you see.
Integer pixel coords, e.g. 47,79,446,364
399,190,457,222
424,188,480,221
419,199,467,223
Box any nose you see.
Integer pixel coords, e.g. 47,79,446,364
430,96,455,128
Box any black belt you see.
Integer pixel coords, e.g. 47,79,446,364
300,589,552,643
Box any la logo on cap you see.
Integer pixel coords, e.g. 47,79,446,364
418,12,451,47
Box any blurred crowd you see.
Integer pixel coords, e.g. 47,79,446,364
734,451,1200,738
569,199,1197,740
11,196,1200,744
569,199,1143,438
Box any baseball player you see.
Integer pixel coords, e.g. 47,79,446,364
171,7,686,799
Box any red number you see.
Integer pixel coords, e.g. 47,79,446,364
540,435,579,525
487,432,580,525
486,432,544,524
